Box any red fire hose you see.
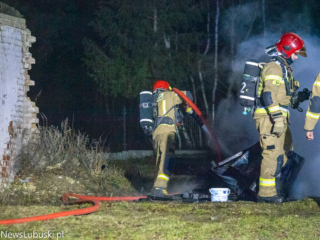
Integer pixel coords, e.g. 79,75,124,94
172,88,222,163
0,193,146,225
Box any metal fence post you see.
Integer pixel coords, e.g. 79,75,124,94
199,125,203,149
123,106,127,151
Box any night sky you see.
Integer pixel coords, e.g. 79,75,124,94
2,0,100,116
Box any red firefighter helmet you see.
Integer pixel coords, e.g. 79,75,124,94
153,80,170,92
275,33,307,58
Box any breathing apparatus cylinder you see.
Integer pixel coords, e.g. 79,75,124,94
240,60,261,115
139,91,154,135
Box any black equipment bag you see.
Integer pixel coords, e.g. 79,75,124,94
212,142,305,201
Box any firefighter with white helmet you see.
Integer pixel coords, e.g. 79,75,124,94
254,33,307,203
147,80,193,199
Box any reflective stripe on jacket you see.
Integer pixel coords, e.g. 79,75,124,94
304,73,320,131
152,90,185,139
254,57,294,120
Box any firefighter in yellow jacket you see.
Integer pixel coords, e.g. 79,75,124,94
305,73,320,140
147,80,193,198
254,33,307,203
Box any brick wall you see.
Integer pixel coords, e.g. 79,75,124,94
0,13,38,188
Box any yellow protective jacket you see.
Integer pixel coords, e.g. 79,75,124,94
304,73,320,131
254,56,296,120
152,90,186,139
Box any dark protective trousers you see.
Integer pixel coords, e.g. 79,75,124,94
153,132,176,189
255,116,292,197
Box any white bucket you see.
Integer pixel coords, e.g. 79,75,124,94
209,188,230,202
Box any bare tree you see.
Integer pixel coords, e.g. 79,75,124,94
245,3,258,41
153,7,157,34
198,11,211,116
230,0,235,60
262,0,266,36
212,0,220,122
227,0,235,98
190,76,197,106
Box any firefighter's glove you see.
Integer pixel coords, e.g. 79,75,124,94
291,88,311,110
272,118,285,137
299,88,311,103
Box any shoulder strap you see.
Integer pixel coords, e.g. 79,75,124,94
274,60,292,96
271,59,287,79
258,62,267,69
279,62,287,80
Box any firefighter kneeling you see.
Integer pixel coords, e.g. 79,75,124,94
140,80,193,199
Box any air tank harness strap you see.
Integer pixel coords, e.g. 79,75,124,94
154,105,176,129
278,63,292,96
156,116,174,125
139,102,158,108
271,59,292,96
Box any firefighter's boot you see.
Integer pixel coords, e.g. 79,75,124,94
257,195,285,203
147,187,169,200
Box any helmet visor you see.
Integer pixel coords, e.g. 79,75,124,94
296,45,307,57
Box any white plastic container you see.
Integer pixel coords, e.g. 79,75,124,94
209,188,230,202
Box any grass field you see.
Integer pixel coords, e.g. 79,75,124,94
1,155,320,240
1,198,320,239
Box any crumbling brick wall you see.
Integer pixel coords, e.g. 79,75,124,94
0,11,38,188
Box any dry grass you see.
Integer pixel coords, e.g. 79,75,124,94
0,120,136,206
15,120,107,175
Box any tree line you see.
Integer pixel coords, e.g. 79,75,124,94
1,0,319,122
